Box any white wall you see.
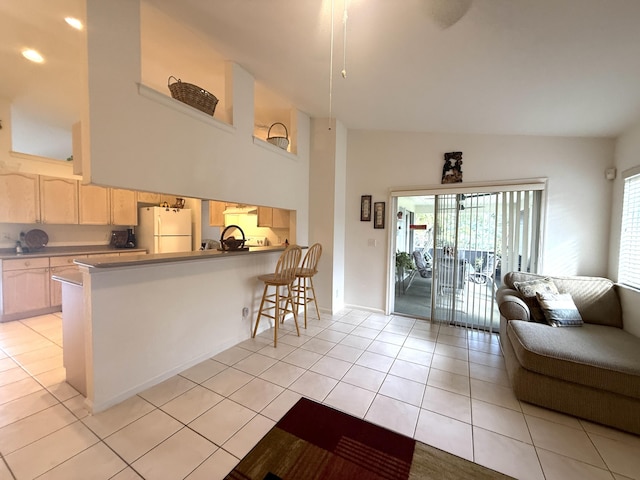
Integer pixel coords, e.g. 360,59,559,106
345,131,615,311
83,0,309,246
309,118,347,313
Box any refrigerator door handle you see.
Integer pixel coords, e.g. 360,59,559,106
157,216,162,237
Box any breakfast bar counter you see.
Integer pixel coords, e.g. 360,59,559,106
73,245,296,413
74,245,288,269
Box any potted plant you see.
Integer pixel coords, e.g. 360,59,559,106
395,251,414,272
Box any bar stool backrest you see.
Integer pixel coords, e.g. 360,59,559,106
274,245,302,282
300,243,322,275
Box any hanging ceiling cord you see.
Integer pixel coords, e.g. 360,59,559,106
342,1,348,78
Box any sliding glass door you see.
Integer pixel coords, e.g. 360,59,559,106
392,183,545,331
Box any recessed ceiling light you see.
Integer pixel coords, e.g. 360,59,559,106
65,17,83,30
22,49,44,63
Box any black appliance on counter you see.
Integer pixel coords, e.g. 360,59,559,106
111,229,136,248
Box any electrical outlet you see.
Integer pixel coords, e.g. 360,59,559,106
242,307,249,317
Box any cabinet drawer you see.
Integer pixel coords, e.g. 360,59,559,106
50,255,88,267
2,257,50,271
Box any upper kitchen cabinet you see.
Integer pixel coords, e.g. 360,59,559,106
111,188,138,225
257,207,290,229
254,82,297,155
40,176,79,224
209,201,227,226
272,208,290,229
79,184,110,225
137,191,161,205
0,172,40,223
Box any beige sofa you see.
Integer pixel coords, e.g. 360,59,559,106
497,272,640,435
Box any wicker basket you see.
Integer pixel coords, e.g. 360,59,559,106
168,76,218,116
267,122,289,150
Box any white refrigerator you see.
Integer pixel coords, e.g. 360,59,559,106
138,207,192,254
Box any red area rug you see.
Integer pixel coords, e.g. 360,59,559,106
225,397,513,480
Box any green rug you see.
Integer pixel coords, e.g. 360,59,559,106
225,398,514,480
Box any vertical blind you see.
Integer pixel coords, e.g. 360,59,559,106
619,171,640,289
430,189,543,331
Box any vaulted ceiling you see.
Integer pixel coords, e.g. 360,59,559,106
2,0,640,159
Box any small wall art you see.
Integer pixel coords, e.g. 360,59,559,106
374,202,386,229
442,151,463,184
361,195,372,221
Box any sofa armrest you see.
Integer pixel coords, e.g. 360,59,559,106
496,287,531,322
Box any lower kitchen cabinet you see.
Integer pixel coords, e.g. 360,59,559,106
49,255,87,307
1,257,50,318
1,250,147,321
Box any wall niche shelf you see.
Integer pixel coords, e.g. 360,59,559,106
138,83,235,134
252,136,298,160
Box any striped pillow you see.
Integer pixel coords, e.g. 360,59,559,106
513,277,559,323
536,292,584,327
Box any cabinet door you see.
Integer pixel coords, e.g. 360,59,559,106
272,208,290,229
257,207,273,227
111,188,138,225
79,184,110,225
50,264,80,307
209,201,227,226
40,176,79,224
137,191,162,204
2,268,50,315
49,255,86,307
0,172,40,223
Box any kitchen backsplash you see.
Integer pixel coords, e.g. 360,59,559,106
0,223,115,249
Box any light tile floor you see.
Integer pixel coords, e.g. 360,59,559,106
1,310,640,479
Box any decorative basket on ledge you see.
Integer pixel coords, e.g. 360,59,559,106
267,122,289,150
168,76,218,116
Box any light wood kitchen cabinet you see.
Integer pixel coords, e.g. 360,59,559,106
0,172,40,223
257,206,273,227
138,192,180,206
110,188,138,225
209,201,228,226
257,207,289,228
49,255,87,307
272,208,290,229
1,257,50,317
79,184,110,225
39,176,79,224
137,191,161,204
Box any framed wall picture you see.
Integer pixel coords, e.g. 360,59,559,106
361,195,372,221
374,201,386,229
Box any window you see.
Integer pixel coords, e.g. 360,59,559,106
619,168,640,289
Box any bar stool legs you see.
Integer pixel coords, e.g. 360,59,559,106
293,243,322,329
252,245,302,347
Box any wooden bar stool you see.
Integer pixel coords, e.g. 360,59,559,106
252,245,302,347
293,243,322,328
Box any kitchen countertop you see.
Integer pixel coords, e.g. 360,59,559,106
75,245,297,269
51,272,84,286
0,245,147,260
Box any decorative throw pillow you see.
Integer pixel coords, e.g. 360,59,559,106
536,292,584,327
512,277,559,323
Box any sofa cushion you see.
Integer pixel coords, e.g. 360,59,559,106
536,292,584,327
504,272,622,328
512,277,558,323
507,320,640,399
